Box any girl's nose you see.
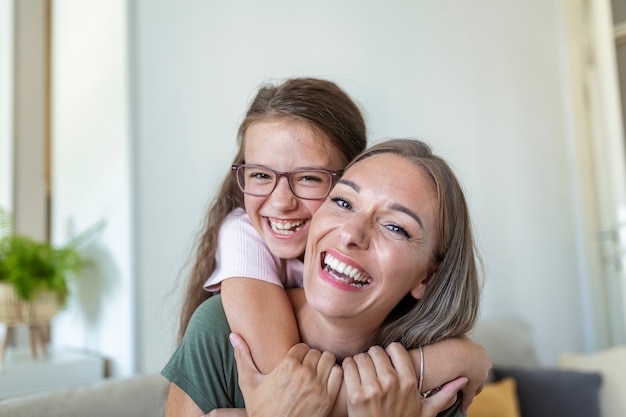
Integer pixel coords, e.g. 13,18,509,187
268,176,298,210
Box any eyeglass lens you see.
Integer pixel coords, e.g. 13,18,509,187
236,165,333,199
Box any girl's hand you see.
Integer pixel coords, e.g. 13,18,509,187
448,337,490,412
231,332,343,417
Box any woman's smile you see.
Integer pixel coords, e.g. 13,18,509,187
320,250,373,290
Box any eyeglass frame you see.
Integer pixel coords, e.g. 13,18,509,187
231,163,342,200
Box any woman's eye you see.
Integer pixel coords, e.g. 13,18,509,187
330,196,351,210
385,224,410,238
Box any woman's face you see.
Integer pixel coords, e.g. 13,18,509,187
303,153,439,328
243,119,347,260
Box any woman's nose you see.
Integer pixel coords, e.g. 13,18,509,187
338,215,370,250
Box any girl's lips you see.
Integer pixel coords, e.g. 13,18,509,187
265,217,308,236
319,250,372,290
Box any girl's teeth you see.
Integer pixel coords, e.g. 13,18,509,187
270,220,305,234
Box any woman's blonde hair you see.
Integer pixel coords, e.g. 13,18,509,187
354,139,482,349
178,78,367,341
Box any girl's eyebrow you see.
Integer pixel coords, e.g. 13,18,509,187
337,179,424,229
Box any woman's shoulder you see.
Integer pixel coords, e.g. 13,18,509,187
189,295,228,330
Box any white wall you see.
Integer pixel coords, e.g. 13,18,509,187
45,0,595,377
51,0,134,376
133,0,590,372
0,0,13,215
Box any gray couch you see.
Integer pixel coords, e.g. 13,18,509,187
0,373,169,417
0,317,610,417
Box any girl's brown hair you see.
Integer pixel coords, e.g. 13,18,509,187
178,78,367,340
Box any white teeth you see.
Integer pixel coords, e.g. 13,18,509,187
323,253,371,287
270,219,305,234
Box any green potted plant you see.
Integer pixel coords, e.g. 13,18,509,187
0,207,98,324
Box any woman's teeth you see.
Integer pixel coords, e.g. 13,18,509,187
323,253,372,287
269,219,305,235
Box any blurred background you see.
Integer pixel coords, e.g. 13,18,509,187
1,0,626,387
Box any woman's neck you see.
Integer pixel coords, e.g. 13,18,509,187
287,289,375,362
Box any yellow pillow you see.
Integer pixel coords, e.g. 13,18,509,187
467,377,521,417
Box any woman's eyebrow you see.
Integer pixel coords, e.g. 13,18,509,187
338,178,424,229
390,203,424,229
337,178,359,192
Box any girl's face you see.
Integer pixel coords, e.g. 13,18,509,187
303,153,439,330
243,119,347,260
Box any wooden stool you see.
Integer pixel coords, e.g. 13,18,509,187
0,322,50,362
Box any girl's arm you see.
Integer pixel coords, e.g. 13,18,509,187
231,335,475,417
222,284,490,416
221,278,299,374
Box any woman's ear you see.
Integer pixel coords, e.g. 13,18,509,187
410,269,436,299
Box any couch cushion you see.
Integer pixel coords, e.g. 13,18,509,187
559,346,626,417
492,367,602,417
467,377,521,417
0,374,169,417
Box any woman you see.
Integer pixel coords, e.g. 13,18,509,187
163,138,485,417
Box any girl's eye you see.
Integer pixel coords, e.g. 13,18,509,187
251,172,272,180
330,196,352,210
385,224,411,238
297,174,324,183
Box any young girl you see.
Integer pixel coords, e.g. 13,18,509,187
179,77,368,373
176,78,488,413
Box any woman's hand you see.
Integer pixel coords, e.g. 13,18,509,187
231,332,343,417
342,343,466,417
342,343,420,417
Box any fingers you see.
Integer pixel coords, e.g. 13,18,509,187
461,392,475,414
422,377,468,417
342,355,361,389
326,361,343,399
460,382,479,414
343,345,422,417
385,342,417,381
230,332,259,384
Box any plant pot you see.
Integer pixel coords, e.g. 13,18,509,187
0,282,62,325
